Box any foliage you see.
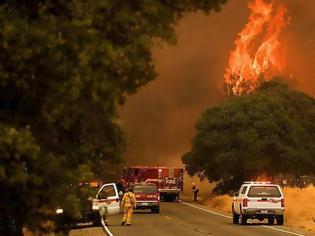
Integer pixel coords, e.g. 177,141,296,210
0,0,227,234
182,81,315,193
0,125,69,233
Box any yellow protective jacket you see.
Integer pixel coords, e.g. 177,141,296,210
121,191,136,208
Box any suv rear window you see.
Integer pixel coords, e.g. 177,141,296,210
133,185,157,194
248,186,281,197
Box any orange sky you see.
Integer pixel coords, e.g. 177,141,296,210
119,0,315,166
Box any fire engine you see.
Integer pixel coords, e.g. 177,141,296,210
119,166,184,201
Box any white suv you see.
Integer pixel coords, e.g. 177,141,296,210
232,182,284,225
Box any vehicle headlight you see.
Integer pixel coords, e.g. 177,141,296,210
56,208,64,214
92,205,99,210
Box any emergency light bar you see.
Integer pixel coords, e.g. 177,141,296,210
244,181,272,184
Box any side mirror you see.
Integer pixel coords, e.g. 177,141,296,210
119,191,123,197
229,191,238,197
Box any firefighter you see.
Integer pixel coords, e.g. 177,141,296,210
192,183,199,201
121,187,136,226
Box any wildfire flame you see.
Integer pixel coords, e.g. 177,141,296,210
224,0,290,96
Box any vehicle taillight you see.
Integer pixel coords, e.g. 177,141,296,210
281,198,285,207
243,198,248,207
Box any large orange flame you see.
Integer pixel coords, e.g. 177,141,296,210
224,0,290,96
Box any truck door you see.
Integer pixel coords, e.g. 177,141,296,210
96,183,120,215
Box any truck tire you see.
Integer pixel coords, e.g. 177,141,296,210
232,207,239,224
93,220,102,227
93,216,102,227
276,215,284,225
92,212,102,226
151,206,160,214
165,195,175,202
268,217,274,225
240,214,247,225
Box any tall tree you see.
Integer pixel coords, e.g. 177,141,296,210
0,0,227,234
182,81,315,193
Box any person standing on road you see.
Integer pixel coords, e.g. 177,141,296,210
192,183,199,201
121,187,136,226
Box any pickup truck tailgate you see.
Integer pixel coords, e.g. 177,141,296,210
248,197,282,209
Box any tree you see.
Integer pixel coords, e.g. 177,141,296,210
182,81,315,193
0,0,227,234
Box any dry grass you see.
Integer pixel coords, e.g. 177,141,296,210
202,194,232,214
283,186,315,233
183,175,215,198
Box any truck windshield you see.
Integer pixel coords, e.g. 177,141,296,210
133,185,157,194
248,186,281,197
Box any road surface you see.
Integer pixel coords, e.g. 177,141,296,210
70,201,311,236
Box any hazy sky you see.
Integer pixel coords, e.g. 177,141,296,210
119,0,315,166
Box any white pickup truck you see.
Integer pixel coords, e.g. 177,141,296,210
232,182,284,225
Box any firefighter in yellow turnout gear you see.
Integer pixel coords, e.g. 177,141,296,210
121,188,136,226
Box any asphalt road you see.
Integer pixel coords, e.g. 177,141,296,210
70,201,311,236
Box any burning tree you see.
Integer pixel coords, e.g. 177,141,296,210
224,0,290,96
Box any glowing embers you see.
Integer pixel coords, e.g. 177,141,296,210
224,0,290,96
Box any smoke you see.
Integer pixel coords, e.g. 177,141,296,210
119,1,248,166
281,0,315,95
119,0,315,167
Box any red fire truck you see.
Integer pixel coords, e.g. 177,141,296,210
119,166,184,201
